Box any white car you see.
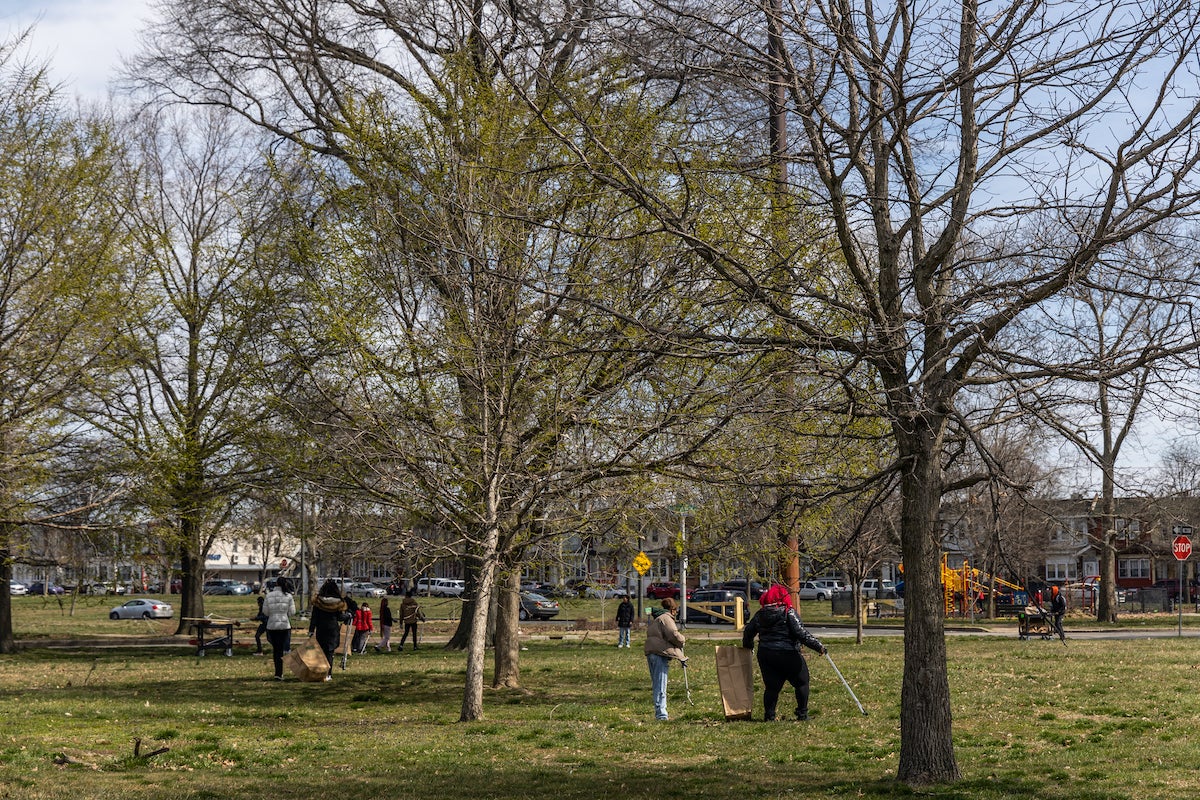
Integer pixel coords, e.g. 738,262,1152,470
347,582,386,598
9,581,27,596
798,581,835,601
416,578,465,597
109,598,174,620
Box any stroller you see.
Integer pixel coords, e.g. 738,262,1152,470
1017,606,1056,641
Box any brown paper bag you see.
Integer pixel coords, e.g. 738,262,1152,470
286,636,331,682
715,645,754,720
335,624,352,655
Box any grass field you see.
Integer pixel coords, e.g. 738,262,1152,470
4,596,1200,799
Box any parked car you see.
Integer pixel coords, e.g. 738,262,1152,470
538,584,578,599
202,579,251,596
81,581,127,595
712,579,764,599
416,577,465,597
811,578,844,592
859,579,896,598
686,588,740,624
645,581,682,600
1149,578,1192,601
9,581,27,596
798,580,836,601
585,584,630,599
26,582,65,596
109,598,174,620
518,592,560,620
347,582,386,598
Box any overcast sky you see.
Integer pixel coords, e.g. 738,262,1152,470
0,0,156,99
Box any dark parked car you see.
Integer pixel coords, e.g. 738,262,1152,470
712,579,764,600
686,588,740,624
645,581,681,600
202,579,251,596
518,592,560,620
26,582,65,596
538,584,578,599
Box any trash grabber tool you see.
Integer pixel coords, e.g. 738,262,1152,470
676,662,696,705
824,652,867,716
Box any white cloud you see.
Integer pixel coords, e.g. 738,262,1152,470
0,0,156,99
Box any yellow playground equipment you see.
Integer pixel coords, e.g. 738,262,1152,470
939,554,1025,616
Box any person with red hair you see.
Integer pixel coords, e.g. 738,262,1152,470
742,583,826,721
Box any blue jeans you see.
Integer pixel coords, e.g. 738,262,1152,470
618,626,630,647
647,653,670,719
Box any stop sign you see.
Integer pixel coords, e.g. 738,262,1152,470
1173,535,1192,561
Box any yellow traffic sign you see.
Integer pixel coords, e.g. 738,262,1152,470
633,551,652,575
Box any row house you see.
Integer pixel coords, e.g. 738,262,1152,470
942,495,1200,594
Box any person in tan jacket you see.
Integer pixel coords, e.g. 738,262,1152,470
644,597,686,720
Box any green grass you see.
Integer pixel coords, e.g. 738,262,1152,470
4,636,1194,799
5,598,1200,798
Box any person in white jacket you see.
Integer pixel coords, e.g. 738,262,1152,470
262,577,296,680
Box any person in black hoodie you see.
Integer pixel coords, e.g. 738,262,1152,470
742,583,826,721
308,579,350,681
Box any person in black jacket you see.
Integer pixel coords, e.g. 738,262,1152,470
308,579,350,681
742,583,826,721
615,597,635,648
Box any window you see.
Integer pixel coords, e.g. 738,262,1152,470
1118,558,1150,579
1045,561,1076,581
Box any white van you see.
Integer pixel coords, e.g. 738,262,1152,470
416,577,465,597
860,579,896,598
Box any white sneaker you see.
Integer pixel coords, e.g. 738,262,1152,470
324,675,333,682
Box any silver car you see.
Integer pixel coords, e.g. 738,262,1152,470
109,598,174,620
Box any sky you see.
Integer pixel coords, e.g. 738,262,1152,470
0,0,156,100
0,0,1192,494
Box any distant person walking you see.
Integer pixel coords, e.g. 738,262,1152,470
616,596,634,648
742,583,826,721
374,598,394,653
262,577,296,680
352,601,374,654
397,591,424,650
308,579,350,681
252,594,267,655
644,597,686,720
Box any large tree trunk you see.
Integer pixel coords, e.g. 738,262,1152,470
172,526,205,636
1096,471,1118,623
492,568,522,689
897,427,960,785
460,523,501,721
446,561,483,651
0,542,14,654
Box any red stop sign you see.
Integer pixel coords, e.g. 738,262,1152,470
1173,535,1192,561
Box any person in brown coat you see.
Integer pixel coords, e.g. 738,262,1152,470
397,590,424,650
643,597,686,720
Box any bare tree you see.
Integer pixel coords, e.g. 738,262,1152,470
544,0,1200,784
78,106,300,633
1007,240,1200,622
0,35,126,652
135,0,753,720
